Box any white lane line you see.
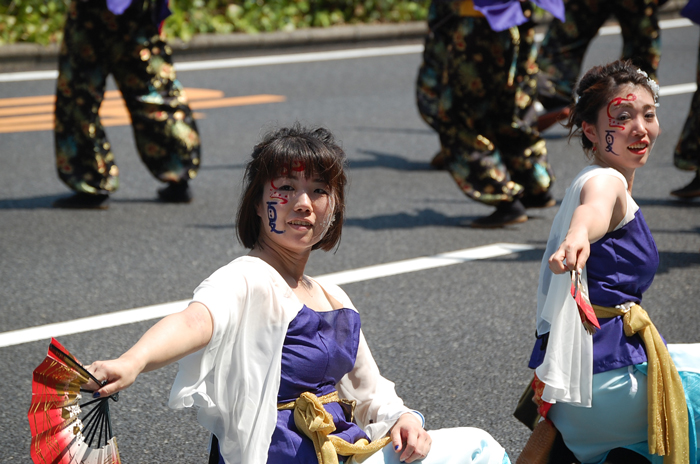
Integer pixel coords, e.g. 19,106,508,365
0,242,535,348
0,70,58,82
176,44,422,71
660,82,698,96
316,242,533,285
598,17,694,36
0,17,694,83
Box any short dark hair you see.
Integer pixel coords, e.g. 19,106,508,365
565,60,659,156
236,124,347,251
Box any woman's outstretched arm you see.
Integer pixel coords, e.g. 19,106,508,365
548,175,627,274
87,302,213,397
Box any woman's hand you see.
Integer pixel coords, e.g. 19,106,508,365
85,355,144,398
548,228,590,274
390,412,431,463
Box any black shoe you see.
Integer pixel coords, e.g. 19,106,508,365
670,172,700,198
430,149,450,170
157,181,192,203
521,192,556,209
471,200,528,228
52,192,110,210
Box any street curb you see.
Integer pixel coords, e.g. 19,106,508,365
170,21,428,56
0,0,687,69
0,21,428,69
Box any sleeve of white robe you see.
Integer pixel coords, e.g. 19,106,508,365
168,256,298,464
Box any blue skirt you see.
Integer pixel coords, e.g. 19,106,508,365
548,343,700,464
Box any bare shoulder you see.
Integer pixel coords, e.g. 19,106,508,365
580,172,626,205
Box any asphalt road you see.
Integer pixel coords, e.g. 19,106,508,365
1,20,699,463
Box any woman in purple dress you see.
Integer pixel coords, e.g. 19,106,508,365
86,124,510,464
525,60,700,464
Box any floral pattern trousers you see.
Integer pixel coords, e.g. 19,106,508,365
674,39,700,172
416,1,553,206
537,0,661,110
55,0,201,195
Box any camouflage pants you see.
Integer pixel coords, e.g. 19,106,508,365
537,0,661,110
55,0,201,195
416,1,553,206
674,39,700,172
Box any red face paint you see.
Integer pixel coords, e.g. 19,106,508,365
268,180,288,204
607,93,637,130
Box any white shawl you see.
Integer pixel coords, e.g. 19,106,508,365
535,165,633,408
168,256,410,464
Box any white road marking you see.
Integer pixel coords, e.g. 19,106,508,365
0,17,694,82
660,82,698,96
0,243,535,348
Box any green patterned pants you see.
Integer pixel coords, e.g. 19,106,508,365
674,39,700,172
416,1,553,206
55,0,201,195
537,0,661,110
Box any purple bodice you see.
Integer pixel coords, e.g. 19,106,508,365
530,209,659,374
587,209,658,307
268,305,368,463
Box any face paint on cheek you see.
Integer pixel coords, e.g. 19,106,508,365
604,130,619,156
269,180,289,204
266,201,285,234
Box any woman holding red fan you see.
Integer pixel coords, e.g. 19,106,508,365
83,124,509,464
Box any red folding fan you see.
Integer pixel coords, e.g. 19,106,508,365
570,270,600,335
29,338,121,464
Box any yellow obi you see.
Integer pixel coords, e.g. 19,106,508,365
593,303,689,464
278,391,391,464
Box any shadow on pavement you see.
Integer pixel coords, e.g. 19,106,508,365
350,149,432,171
344,208,471,229
657,249,700,274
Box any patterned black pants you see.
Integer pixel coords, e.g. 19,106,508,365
674,39,700,172
55,0,200,195
537,0,661,110
416,1,554,205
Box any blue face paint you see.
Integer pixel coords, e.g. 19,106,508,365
267,201,284,234
605,130,618,155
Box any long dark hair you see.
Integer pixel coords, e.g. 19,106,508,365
236,124,347,251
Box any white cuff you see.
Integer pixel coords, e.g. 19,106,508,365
410,410,425,428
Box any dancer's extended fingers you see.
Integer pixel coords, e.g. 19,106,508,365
548,248,569,274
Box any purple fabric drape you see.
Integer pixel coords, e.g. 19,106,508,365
473,0,565,32
106,0,171,25
106,0,133,15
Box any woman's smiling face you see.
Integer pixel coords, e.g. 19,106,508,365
583,83,660,175
256,171,335,253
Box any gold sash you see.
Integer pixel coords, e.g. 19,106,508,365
278,391,391,464
593,304,689,463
